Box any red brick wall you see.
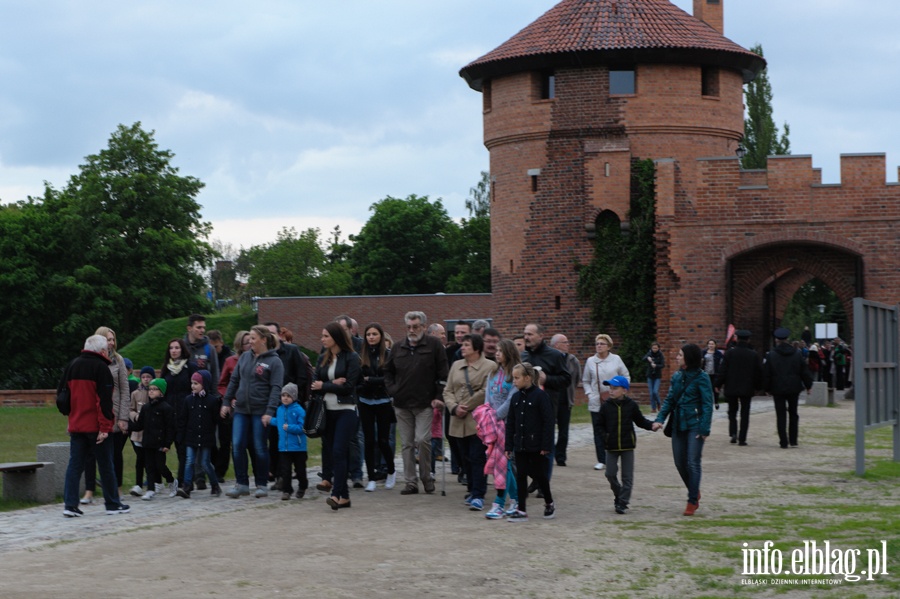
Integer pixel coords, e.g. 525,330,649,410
258,294,493,352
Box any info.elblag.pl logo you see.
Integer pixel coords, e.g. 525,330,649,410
742,540,889,583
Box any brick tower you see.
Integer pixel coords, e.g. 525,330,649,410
460,0,765,355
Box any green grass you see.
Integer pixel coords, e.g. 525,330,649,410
118,310,258,368
0,405,325,510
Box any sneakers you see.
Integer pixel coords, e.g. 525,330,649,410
365,481,377,492
106,504,131,515
469,498,484,511
63,507,84,518
281,492,292,501
210,484,222,497
315,480,332,492
485,503,505,520
154,483,164,494
615,502,627,515
507,510,528,522
195,479,207,491
423,479,436,494
594,463,605,471
254,486,268,498
168,479,179,498
176,484,191,499
79,496,93,505
225,484,251,498
384,472,396,490
543,502,556,519
129,485,143,497
400,483,419,495
352,479,364,489
463,496,474,507
683,501,698,516
503,502,519,517
295,489,305,499
141,490,156,501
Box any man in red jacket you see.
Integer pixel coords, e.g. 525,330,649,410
60,334,130,517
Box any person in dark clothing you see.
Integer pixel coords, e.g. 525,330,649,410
763,328,813,448
521,323,570,486
177,370,222,498
717,330,763,446
129,378,176,500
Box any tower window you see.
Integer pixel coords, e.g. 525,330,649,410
702,67,719,97
610,69,635,95
540,71,556,99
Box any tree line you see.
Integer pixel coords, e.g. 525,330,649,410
0,123,489,388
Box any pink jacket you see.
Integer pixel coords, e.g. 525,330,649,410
473,403,507,491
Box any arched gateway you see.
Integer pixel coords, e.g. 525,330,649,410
461,0,900,360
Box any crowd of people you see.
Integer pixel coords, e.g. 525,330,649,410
57,312,831,521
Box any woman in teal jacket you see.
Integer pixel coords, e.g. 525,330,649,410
655,343,714,516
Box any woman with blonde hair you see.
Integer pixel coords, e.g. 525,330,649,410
582,334,630,471
80,326,131,505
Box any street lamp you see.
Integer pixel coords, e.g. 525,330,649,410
736,144,747,159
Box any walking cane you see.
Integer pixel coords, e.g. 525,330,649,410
440,406,447,496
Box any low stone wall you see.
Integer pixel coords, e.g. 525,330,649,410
0,389,55,408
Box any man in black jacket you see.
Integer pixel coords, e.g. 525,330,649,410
763,327,813,448
521,323,570,485
717,330,763,446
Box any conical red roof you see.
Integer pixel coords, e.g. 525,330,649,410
460,0,764,89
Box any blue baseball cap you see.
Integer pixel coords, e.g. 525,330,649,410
602,375,630,390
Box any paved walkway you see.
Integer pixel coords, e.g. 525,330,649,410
0,395,819,555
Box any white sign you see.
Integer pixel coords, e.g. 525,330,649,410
815,323,838,340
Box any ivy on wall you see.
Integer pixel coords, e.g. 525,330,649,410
577,158,657,370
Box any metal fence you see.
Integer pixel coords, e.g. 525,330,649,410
853,298,900,475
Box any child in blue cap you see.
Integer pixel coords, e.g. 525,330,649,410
596,375,661,514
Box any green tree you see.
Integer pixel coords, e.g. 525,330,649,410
742,44,790,169
57,122,214,339
577,159,657,369
236,226,349,297
446,171,491,293
348,194,458,295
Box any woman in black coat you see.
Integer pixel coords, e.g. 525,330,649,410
357,323,396,492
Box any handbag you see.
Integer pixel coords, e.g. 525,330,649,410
303,393,326,438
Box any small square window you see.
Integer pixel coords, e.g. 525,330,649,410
610,70,635,95
702,67,719,97
541,71,556,99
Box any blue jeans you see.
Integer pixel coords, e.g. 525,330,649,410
647,378,662,410
184,446,216,486
670,427,704,504
322,409,359,500
64,432,123,510
456,435,487,500
232,413,269,488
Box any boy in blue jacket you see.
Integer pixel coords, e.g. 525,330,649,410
597,376,661,514
273,383,308,500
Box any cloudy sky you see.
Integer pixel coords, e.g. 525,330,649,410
2,1,898,250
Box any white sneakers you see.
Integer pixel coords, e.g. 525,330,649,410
129,485,143,497
384,473,396,490
594,463,605,471
365,481,377,492
141,490,155,501
168,479,179,498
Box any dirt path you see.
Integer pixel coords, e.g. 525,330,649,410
0,398,890,598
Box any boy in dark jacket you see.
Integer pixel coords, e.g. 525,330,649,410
130,378,176,501
596,376,661,514
177,371,222,498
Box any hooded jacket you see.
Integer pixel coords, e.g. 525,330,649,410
596,396,655,451
183,333,220,389
655,368,714,437
181,370,222,448
273,400,307,452
763,342,813,396
223,348,284,417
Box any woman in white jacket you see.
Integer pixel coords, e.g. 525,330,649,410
582,334,630,471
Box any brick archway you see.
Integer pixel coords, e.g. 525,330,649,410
728,242,861,345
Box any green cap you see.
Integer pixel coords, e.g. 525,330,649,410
149,378,167,395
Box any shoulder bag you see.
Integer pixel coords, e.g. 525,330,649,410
303,392,326,438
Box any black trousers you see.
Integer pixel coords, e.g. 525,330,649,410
145,447,174,486
279,451,309,493
727,395,752,443
772,394,799,447
514,451,552,514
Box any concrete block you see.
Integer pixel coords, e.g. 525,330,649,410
2,463,56,503
808,381,829,407
37,442,83,498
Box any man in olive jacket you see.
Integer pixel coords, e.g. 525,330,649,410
384,311,449,495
